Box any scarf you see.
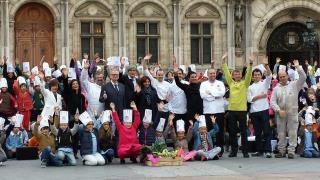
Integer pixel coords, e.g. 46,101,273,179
142,87,152,106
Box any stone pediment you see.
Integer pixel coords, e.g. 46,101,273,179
131,4,166,18
75,2,111,17
185,5,219,18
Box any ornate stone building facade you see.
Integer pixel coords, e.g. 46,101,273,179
0,0,319,69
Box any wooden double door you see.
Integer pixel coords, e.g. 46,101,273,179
15,3,54,67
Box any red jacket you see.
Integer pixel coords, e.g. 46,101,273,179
13,80,33,111
112,111,140,148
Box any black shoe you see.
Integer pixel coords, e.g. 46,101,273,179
243,153,250,158
265,152,272,158
120,159,125,164
288,153,295,159
130,158,138,164
251,152,263,157
228,152,237,158
107,158,113,164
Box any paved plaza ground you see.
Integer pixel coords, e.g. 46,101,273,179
1,153,320,180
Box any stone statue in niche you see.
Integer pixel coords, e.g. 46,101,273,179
234,3,244,49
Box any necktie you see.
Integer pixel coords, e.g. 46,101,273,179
114,84,119,92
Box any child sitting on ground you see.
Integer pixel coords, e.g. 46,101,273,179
49,110,79,166
110,101,141,164
33,115,62,168
139,109,156,147
98,110,115,164
193,115,221,161
169,114,196,161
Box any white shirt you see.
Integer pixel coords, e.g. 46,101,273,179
247,75,272,113
200,80,226,114
144,69,170,100
80,69,104,116
167,80,187,114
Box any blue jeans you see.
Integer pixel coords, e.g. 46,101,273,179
101,149,114,161
57,149,77,166
303,149,320,158
40,146,63,166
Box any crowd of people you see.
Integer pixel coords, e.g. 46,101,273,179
0,51,319,168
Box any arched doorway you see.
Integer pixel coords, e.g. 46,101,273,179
267,22,319,68
15,3,54,67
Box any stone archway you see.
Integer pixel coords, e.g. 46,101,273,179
267,22,319,68
15,3,54,67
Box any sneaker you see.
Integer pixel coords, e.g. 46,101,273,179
274,153,286,158
265,152,272,158
243,153,250,158
228,152,237,158
120,159,126,164
41,161,47,168
288,153,295,159
251,152,263,157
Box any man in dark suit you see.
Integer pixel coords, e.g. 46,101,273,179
119,65,139,108
99,68,126,119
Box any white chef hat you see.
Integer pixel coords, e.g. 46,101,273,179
22,62,30,72
0,117,5,130
39,117,49,129
43,62,50,70
44,68,52,77
101,110,111,124
198,115,206,128
176,119,185,132
31,66,39,75
14,114,24,128
33,76,41,86
189,64,196,72
143,109,152,124
0,78,8,88
123,109,133,123
59,111,69,124
6,64,14,73
79,111,93,126
179,65,187,74
52,70,62,78
59,65,67,71
17,76,26,86
156,118,166,132
204,69,208,78
41,106,54,119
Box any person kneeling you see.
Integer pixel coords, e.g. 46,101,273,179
110,102,141,164
79,111,105,166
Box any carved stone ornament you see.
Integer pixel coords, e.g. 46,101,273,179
75,2,111,17
185,4,219,18
131,3,166,17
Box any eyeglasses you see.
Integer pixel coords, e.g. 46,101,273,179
87,123,94,126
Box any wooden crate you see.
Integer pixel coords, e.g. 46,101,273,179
146,157,183,167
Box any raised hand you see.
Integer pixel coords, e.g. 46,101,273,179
189,120,193,127
37,115,42,123
103,91,108,99
292,59,300,68
194,113,200,120
143,53,152,60
221,52,227,64
110,102,116,111
276,57,281,64
210,115,216,124
130,101,137,111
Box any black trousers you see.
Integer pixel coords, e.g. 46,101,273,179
250,110,271,153
228,111,248,154
205,113,225,154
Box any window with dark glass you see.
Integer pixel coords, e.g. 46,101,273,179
80,21,104,59
190,22,213,64
136,22,159,64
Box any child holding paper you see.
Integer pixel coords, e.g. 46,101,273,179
79,111,105,166
139,109,156,146
155,117,169,144
170,115,196,161
5,115,29,158
0,78,17,123
193,115,221,161
13,76,33,131
49,110,79,166
110,101,141,164
33,115,62,168
98,110,115,164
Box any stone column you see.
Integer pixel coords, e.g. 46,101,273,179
173,0,181,64
0,0,10,60
227,1,235,69
61,0,69,65
118,0,125,56
245,0,252,63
